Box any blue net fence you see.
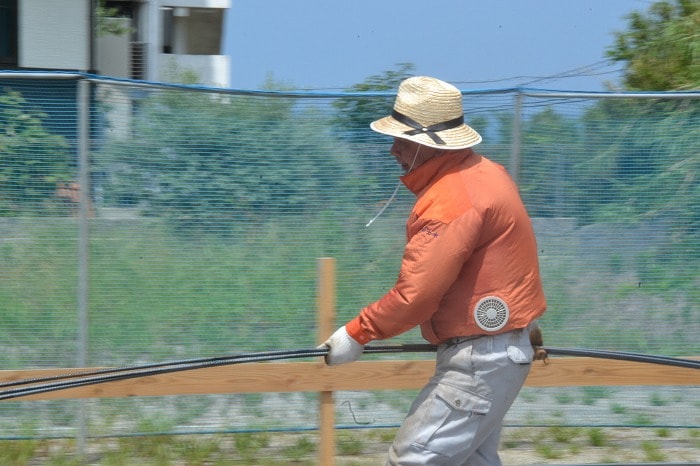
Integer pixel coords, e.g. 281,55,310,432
0,73,698,440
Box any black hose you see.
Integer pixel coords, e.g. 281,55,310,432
0,345,437,390
0,348,328,390
0,345,435,401
0,349,327,400
0,344,697,401
543,347,700,370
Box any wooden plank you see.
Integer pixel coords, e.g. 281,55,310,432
1,356,698,401
526,356,699,387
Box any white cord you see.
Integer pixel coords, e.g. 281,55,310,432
365,145,421,227
365,181,401,227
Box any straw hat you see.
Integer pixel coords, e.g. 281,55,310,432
370,76,482,150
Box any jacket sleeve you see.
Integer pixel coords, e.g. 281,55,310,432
346,210,484,344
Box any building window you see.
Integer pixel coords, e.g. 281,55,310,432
162,7,174,54
0,0,18,67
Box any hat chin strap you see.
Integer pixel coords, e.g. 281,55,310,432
365,145,421,227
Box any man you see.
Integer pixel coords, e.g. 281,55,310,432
321,76,547,465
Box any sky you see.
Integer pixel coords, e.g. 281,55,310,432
224,0,654,92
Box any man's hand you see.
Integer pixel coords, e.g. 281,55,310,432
319,326,364,366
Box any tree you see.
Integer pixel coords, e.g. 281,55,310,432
331,64,416,201
606,0,699,90
0,90,72,215
332,63,415,141
518,107,582,218
96,0,133,37
95,85,357,233
587,0,700,270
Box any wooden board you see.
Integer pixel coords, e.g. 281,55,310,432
1,356,698,401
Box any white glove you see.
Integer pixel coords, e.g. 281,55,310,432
320,326,364,366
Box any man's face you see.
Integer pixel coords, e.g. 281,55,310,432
390,137,424,173
390,137,444,173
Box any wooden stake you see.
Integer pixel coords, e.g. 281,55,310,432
317,257,336,465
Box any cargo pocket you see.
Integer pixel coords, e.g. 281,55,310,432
410,383,492,456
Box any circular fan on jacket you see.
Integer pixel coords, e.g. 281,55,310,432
473,296,509,332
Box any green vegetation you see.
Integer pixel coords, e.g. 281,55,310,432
94,88,359,235
554,391,575,404
606,0,699,91
233,432,270,462
650,392,670,407
581,387,613,406
548,425,581,443
95,0,133,37
691,428,700,448
0,438,39,465
631,414,655,426
611,403,628,415
0,216,411,365
534,442,566,460
587,427,607,447
641,440,667,462
337,431,364,456
280,436,315,462
0,90,72,216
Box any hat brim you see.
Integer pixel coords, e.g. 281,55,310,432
370,115,482,150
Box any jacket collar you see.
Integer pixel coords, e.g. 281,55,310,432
400,149,475,195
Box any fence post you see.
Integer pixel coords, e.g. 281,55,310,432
317,257,336,465
76,77,91,457
509,90,523,184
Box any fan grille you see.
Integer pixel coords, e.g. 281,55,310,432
473,296,509,332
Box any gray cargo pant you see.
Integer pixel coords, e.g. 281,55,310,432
387,325,535,465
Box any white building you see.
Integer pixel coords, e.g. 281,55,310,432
1,0,230,87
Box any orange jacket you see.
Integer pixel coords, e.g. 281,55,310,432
346,149,546,345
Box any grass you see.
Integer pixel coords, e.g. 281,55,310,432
554,391,575,404
690,428,700,449
0,427,698,464
548,425,581,443
233,432,270,462
534,443,566,459
0,217,401,366
649,392,669,406
630,413,655,426
610,402,627,414
337,431,364,456
281,436,315,462
0,438,39,465
2,216,698,365
641,440,666,462
504,427,698,464
587,427,607,447
581,386,612,406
